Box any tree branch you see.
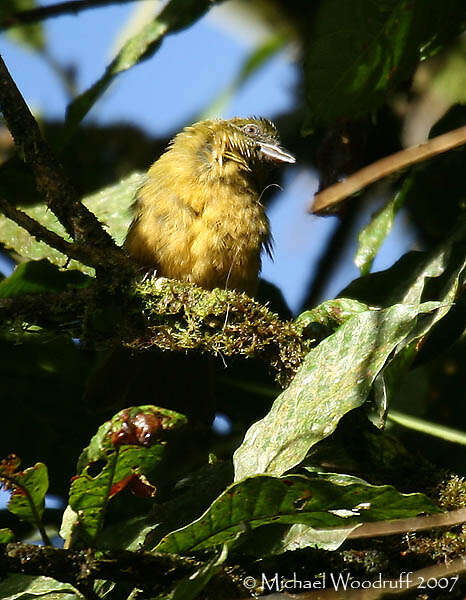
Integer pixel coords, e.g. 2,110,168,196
0,543,195,588
0,0,141,30
0,197,103,268
311,125,466,214
0,55,129,273
0,278,310,385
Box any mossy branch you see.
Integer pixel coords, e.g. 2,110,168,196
0,543,195,588
0,277,310,385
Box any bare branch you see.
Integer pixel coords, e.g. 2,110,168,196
311,125,466,214
0,0,141,29
0,55,129,272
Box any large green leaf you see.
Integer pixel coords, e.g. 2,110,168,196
61,405,187,547
154,474,438,554
233,301,442,480
0,575,82,600
0,1,45,51
65,0,217,135
0,172,143,274
303,0,466,129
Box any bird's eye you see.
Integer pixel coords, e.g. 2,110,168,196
242,123,260,136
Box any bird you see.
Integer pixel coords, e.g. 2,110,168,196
124,117,295,296
85,118,294,425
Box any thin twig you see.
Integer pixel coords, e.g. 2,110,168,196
0,55,128,272
0,197,94,267
348,507,466,540
311,125,466,214
0,0,141,29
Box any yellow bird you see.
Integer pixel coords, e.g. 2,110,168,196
124,117,295,296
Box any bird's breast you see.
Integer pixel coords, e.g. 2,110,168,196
125,173,270,296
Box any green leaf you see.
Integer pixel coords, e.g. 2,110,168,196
355,177,412,275
0,260,90,298
0,528,15,543
296,298,370,331
0,172,143,274
65,0,216,136
341,218,466,308
233,301,442,480
0,574,82,600
0,1,45,51
155,474,439,554
303,0,466,130
62,405,187,547
168,545,228,600
0,456,49,528
348,217,466,426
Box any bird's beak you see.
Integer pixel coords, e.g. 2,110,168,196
259,142,296,164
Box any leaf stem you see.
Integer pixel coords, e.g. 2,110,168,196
387,410,466,446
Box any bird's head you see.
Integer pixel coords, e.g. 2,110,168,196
169,117,295,186
222,117,296,167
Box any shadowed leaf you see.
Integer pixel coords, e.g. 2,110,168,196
303,0,466,130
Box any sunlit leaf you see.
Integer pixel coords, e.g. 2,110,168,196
296,298,370,331
62,406,187,547
234,302,442,480
0,456,48,528
355,177,412,275
0,172,143,274
155,474,439,554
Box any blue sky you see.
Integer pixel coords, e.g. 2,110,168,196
0,1,416,312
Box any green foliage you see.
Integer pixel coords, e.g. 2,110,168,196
155,474,438,554
234,301,442,480
303,0,466,130
65,0,217,136
0,456,49,541
355,177,412,275
0,528,15,543
0,260,90,298
1,0,465,598
0,172,143,275
0,1,45,51
61,406,187,547
0,575,82,600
